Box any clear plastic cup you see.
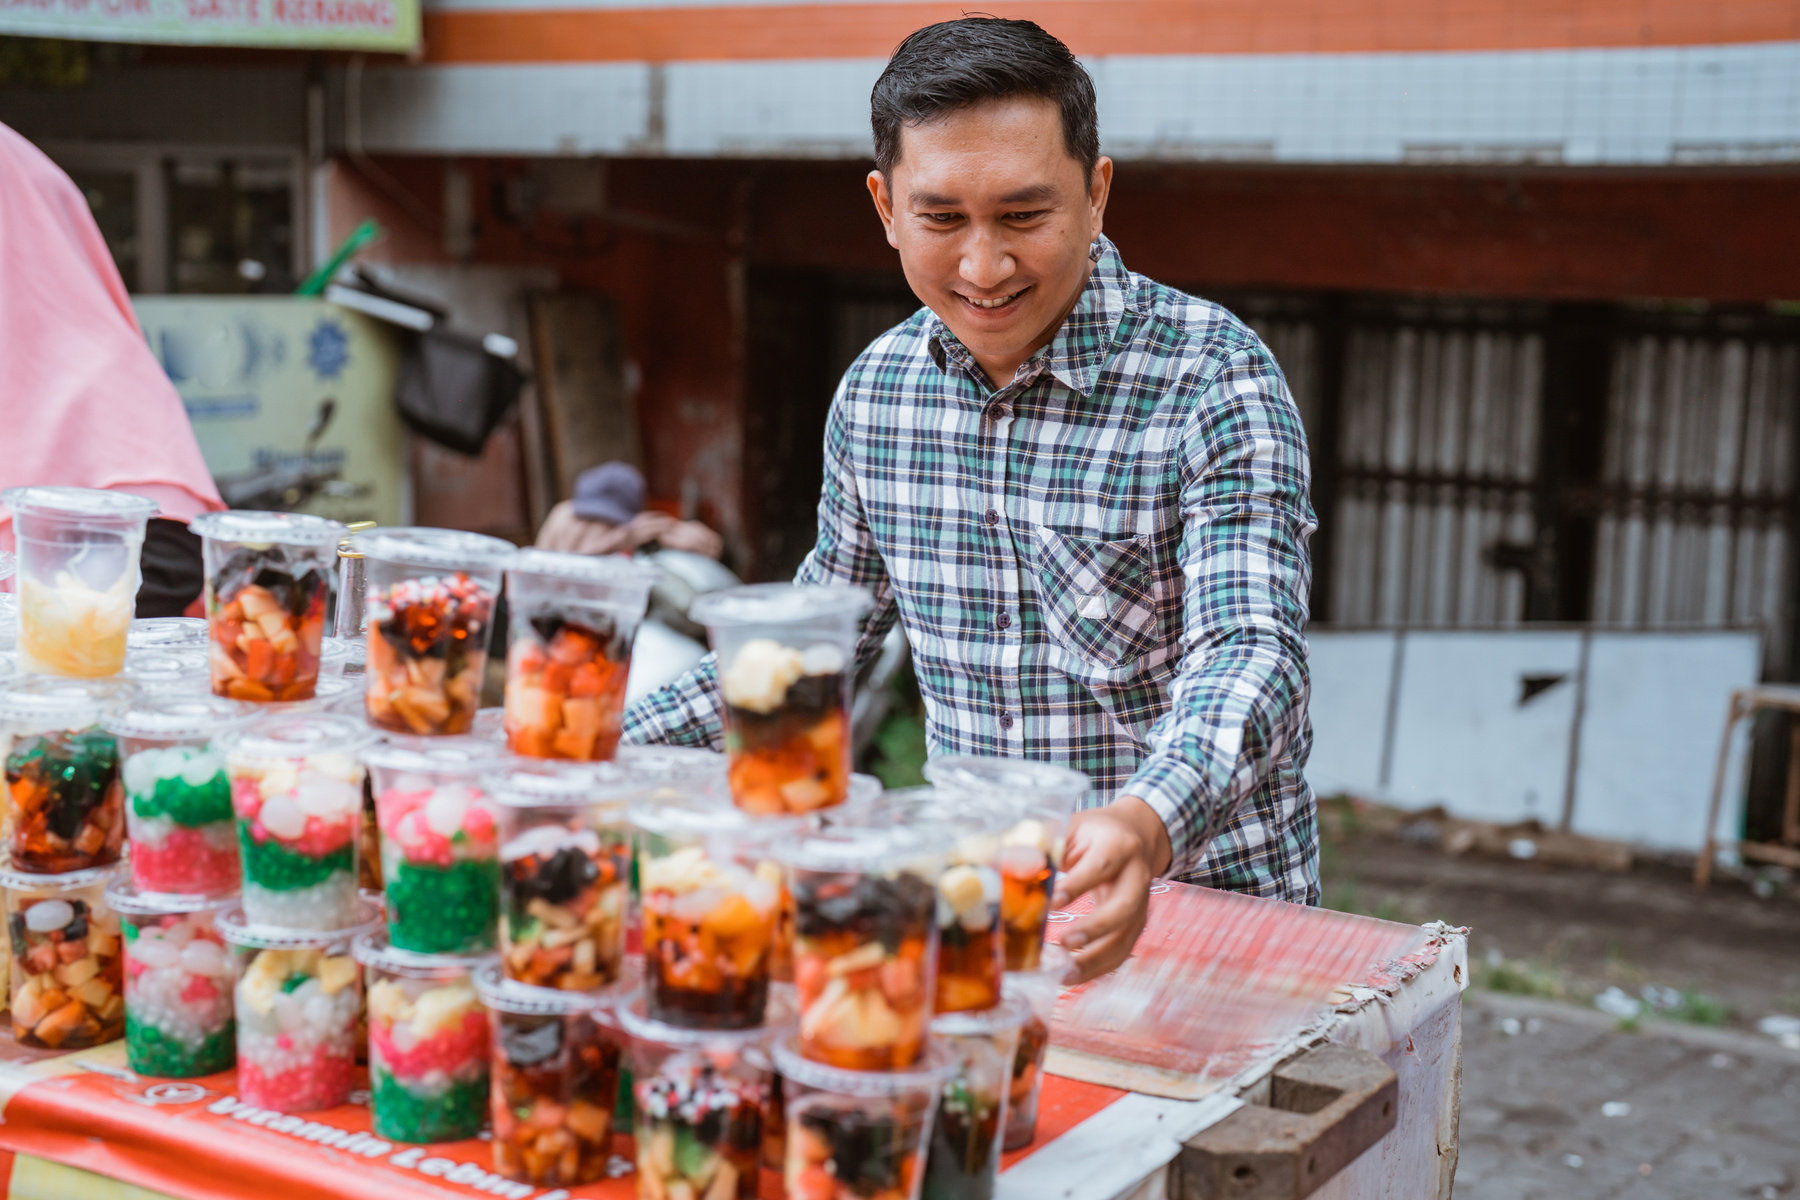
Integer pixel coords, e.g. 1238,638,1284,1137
691,584,873,815
476,963,626,1186
220,712,378,929
355,932,494,1143
616,743,731,792
120,648,212,696
922,758,1088,971
862,788,1016,1015
1001,943,1070,1151
472,707,506,745
127,617,210,649
776,824,948,1070
620,996,779,1200
775,1034,951,1200
503,549,658,763
108,883,238,1077
0,595,17,653
4,486,157,678
924,996,1029,1200
219,899,380,1113
486,762,636,990
0,652,16,684
319,636,366,678
362,737,508,955
2,862,125,1048
353,528,515,738
107,693,250,896
0,549,13,586
0,677,131,873
190,511,344,704
632,798,802,1029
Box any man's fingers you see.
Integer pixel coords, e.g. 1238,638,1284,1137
1060,862,1148,952
1066,924,1136,982
1051,827,1123,908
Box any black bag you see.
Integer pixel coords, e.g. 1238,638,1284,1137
392,326,526,456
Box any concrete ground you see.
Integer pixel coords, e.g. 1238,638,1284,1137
1319,803,1800,1198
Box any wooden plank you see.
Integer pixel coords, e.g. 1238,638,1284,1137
526,291,638,500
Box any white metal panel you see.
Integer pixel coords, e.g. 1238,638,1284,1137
1302,630,1396,799
334,63,655,155
1384,630,1583,824
665,59,880,157
1570,631,1760,851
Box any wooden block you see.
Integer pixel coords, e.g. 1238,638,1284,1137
1178,1043,1397,1200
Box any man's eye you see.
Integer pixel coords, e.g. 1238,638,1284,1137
920,212,960,224
1004,210,1046,222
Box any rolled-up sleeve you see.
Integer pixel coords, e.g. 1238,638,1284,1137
1121,343,1315,880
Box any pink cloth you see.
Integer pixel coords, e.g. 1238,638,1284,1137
0,122,223,553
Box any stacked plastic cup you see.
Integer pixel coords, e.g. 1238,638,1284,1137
774,1036,952,1200
502,549,659,762
356,932,494,1143
0,678,130,874
109,884,239,1077
127,617,209,650
220,712,377,930
1000,943,1070,1151
0,862,125,1049
351,528,514,737
690,584,873,815
220,898,380,1113
922,758,1088,971
923,997,1029,1200
3,486,156,678
190,511,345,704
119,649,211,696
107,693,249,897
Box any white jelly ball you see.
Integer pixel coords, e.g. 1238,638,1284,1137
24,900,73,933
259,794,307,840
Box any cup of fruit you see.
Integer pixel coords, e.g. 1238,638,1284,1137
632,798,801,1029
363,737,508,955
352,528,515,737
922,757,1087,971
355,932,493,1143
690,584,873,815
1001,943,1070,1151
923,996,1029,1200
107,693,249,897
776,825,948,1070
775,1033,951,1200
3,486,156,678
1,863,125,1049
503,549,659,762
220,712,377,930
219,898,380,1114
475,963,627,1186
620,995,779,1200
2,677,131,874
190,510,345,703
109,883,238,1077
486,763,636,991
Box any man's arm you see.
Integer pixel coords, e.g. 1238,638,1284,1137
1057,339,1315,977
622,381,897,748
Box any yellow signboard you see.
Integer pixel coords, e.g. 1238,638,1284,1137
0,0,418,53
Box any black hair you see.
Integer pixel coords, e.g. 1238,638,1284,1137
870,17,1099,178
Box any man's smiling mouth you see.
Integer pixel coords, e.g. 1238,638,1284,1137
959,289,1026,310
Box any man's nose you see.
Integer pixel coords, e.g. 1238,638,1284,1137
960,227,1015,291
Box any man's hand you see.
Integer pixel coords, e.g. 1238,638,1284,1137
1052,796,1172,983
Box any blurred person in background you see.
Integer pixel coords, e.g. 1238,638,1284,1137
536,460,724,559
0,121,224,616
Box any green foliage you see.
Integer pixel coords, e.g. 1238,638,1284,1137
1474,956,1571,1000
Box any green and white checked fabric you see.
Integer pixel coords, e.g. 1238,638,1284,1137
624,236,1319,902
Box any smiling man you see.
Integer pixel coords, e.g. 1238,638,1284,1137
625,17,1318,981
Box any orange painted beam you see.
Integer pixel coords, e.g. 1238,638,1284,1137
424,0,1800,64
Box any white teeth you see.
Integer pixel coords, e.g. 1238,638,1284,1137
966,292,1019,309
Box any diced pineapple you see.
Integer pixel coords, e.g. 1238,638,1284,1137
317,955,357,995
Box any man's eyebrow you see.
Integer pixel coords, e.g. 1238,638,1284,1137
910,191,959,207
997,184,1057,205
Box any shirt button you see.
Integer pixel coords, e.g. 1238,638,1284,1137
996,612,1011,631
999,712,1014,730
984,509,1000,527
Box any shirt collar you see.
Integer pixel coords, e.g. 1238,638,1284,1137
925,234,1133,399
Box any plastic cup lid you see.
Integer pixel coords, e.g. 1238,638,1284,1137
773,823,951,874
772,1033,953,1095
928,991,1031,1038
1004,942,1075,996
105,693,250,741
0,862,123,893
617,992,788,1052
630,793,802,842
189,510,347,547
127,617,209,648
0,550,13,581
361,735,509,776
105,879,241,917
348,527,516,572
217,898,382,949
120,649,210,688
483,760,658,811
507,548,661,588
471,708,505,743
690,583,873,628
0,653,17,684
3,486,158,522
860,787,1019,837
320,637,365,665
922,757,1089,810
615,744,728,782
0,676,132,725
472,962,620,1017
218,711,377,761
353,930,497,976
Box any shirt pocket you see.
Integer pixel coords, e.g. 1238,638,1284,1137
1033,527,1162,669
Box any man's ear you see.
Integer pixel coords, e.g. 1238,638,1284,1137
1088,155,1114,237
867,170,900,249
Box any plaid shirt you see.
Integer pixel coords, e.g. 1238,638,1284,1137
624,236,1319,902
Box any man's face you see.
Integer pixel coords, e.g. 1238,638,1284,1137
868,96,1112,380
